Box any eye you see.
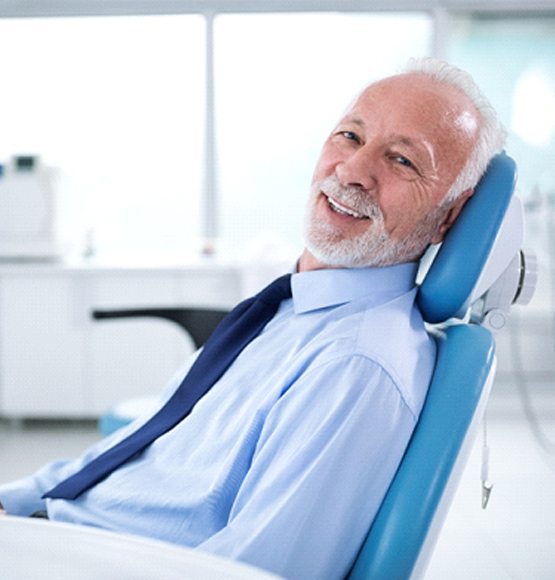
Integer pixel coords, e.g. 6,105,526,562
390,153,417,172
394,155,413,167
340,130,362,145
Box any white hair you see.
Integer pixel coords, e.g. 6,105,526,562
403,57,507,204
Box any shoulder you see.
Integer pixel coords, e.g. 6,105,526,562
290,289,436,419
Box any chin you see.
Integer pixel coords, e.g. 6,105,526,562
305,220,424,269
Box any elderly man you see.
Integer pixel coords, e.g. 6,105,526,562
0,58,505,579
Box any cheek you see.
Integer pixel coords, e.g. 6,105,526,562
378,181,437,238
312,160,332,184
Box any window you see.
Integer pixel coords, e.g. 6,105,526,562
0,15,204,259
448,16,555,199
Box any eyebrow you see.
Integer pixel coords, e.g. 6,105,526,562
342,116,366,129
390,134,425,150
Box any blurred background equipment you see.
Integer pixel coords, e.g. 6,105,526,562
0,155,64,261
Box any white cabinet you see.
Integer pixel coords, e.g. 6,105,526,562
0,274,87,416
0,263,241,418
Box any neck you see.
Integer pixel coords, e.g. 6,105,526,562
298,248,341,272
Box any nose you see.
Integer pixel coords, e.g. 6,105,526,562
335,147,377,192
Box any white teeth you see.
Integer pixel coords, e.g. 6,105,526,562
327,196,366,219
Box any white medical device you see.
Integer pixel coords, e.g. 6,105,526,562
469,195,537,332
0,155,64,260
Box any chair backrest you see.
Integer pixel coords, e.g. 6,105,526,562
348,153,531,579
417,153,517,323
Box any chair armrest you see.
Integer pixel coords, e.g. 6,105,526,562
91,307,229,349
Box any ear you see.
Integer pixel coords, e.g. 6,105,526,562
430,188,475,245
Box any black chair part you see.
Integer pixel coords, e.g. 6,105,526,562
92,307,230,349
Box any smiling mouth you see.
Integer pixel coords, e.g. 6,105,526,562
325,195,369,220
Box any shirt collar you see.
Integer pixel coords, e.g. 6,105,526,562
291,263,419,314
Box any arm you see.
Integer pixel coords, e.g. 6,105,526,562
0,357,198,516
0,458,81,516
198,355,419,580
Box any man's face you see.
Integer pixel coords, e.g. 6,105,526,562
302,73,479,270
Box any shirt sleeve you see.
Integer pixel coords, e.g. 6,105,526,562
197,354,419,580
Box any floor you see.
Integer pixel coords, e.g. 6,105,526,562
425,383,555,580
0,381,554,579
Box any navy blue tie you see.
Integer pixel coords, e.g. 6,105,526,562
43,274,292,500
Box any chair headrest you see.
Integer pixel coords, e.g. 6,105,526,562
417,153,520,325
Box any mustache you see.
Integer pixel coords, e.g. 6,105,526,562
314,176,383,221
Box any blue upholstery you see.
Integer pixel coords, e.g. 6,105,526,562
418,153,516,323
99,413,135,437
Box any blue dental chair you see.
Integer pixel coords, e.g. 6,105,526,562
348,152,536,579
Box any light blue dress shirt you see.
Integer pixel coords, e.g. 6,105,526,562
0,264,436,579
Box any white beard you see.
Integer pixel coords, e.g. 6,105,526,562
304,176,443,268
